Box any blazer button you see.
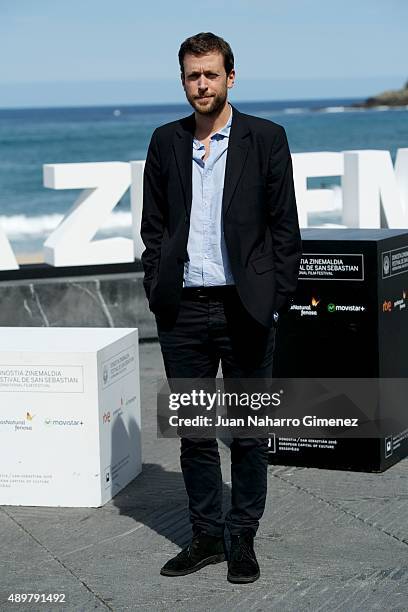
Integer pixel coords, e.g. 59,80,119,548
184,215,188,223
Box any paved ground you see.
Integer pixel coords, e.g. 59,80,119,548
1,341,407,612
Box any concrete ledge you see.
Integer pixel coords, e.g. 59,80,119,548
0,270,158,340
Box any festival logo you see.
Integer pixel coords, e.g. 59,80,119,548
382,254,390,277
382,290,408,313
393,289,407,311
44,418,84,427
327,302,366,313
382,300,392,313
290,297,320,317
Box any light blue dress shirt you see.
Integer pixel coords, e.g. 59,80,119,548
183,106,235,287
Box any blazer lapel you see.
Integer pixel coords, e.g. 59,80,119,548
222,106,250,217
173,113,195,216
172,107,250,217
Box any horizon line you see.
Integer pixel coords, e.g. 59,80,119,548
0,95,366,112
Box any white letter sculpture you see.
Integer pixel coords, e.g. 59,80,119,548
342,149,408,228
0,228,19,271
43,162,133,266
1,149,408,271
130,161,146,261
291,152,344,228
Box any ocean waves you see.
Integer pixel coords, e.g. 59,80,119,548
1,99,407,255
0,210,132,239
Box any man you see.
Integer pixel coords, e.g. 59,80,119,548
141,32,301,584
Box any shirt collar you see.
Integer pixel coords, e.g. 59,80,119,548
214,104,233,139
193,105,233,149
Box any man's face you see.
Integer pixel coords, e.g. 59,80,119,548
181,51,235,116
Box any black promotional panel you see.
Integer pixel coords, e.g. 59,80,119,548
270,229,408,472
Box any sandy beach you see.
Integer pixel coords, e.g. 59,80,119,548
16,252,44,264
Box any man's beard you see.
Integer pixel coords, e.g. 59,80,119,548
186,88,228,116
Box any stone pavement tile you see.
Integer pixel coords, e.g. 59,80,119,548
0,510,110,611
269,462,408,544
5,468,189,557
5,457,232,560
260,471,408,567
138,343,181,472
39,503,407,612
211,565,408,612
4,466,407,612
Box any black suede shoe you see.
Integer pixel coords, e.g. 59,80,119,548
227,529,260,584
160,533,226,577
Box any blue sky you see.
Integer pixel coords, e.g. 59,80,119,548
1,0,407,107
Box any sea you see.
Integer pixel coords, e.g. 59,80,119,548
1,97,407,256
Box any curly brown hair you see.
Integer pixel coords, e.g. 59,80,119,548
178,32,234,76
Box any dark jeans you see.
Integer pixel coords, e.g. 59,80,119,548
156,286,276,538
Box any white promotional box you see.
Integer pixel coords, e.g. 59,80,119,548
0,327,141,507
